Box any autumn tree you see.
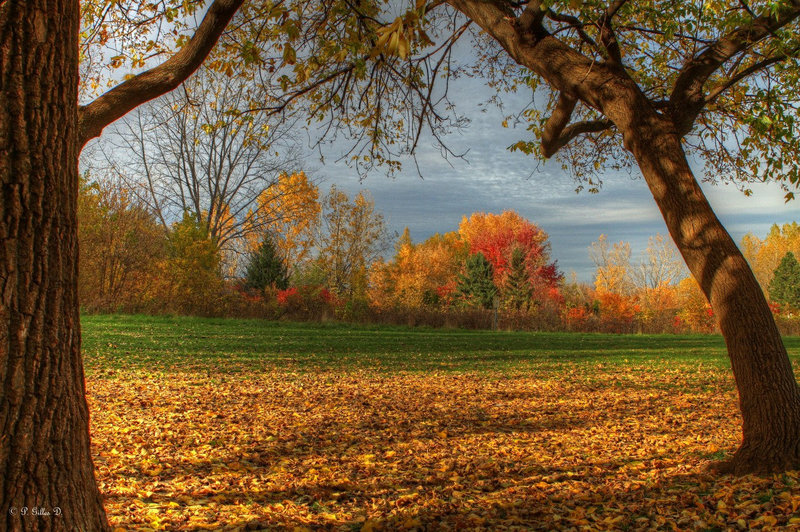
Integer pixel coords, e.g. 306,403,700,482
589,234,634,296
741,222,800,294
675,277,717,333
245,171,321,276
159,212,225,315
316,186,390,300
0,0,244,527
459,211,561,305
78,175,166,311
236,0,800,472
369,230,466,309
588,234,686,330
632,234,686,290
769,252,800,309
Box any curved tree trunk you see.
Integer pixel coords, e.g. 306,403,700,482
0,1,110,530
622,109,800,475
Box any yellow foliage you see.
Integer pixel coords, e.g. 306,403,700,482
675,277,715,332
741,222,800,296
246,172,321,272
369,231,465,308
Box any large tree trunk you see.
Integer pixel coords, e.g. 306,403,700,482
623,108,800,475
1,1,110,530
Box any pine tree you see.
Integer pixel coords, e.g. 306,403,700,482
245,236,289,291
505,247,532,310
769,251,800,309
456,252,497,309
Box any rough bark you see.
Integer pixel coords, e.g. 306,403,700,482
0,1,110,530
1,0,244,528
447,0,800,474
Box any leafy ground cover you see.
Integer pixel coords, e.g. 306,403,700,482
84,315,800,530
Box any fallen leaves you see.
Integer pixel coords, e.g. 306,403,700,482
87,365,800,530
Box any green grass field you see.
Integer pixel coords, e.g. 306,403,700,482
81,313,800,374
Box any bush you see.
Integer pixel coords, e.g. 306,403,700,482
276,285,335,321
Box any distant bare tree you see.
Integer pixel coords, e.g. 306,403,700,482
633,234,687,290
97,66,304,273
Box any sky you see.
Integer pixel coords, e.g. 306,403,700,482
311,76,800,283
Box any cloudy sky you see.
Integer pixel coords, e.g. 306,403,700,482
314,76,800,282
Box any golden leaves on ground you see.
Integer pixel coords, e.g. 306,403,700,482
89,367,800,530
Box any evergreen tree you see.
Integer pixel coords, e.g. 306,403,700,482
505,247,532,310
245,235,289,291
769,251,800,308
456,252,497,309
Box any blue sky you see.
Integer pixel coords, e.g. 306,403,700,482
312,77,800,283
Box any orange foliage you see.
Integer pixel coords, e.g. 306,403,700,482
596,291,639,324
370,231,467,309
247,172,320,271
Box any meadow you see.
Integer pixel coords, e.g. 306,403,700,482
83,315,800,530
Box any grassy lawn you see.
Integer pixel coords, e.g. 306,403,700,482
83,314,800,374
83,315,800,531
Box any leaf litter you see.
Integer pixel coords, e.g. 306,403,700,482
88,365,800,530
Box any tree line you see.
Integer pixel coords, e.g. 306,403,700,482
78,176,800,336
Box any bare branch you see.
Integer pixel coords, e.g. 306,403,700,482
78,0,244,147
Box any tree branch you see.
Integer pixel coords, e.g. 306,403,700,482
541,92,614,157
541,92,577,157
543,119,615,158
705,51,796,104
546,9,597,48
669,2,800,133
78,0,245,147
516,0,545,34
598,0,627,65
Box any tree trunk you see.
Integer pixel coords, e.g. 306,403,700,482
1,1,110,530
623,108,800,475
